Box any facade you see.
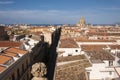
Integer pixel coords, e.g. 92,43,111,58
80,45,120,80
28,27,51,33
0,26,9,41
20,37,39,50
0,47,31,80
0,41,22,51
58,38,81,57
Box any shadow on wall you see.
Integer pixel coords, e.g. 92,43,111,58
31,27,61,80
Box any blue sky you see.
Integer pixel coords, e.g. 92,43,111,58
0,0,120,24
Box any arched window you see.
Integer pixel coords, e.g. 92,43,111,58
27,73,29,80
26,59,29,68
12,73,15,80
17,69,20,80
22,64,24,72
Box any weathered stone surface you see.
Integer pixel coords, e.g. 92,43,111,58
31,62,47,77
31,28,61,80
55,65,86,80
32,77,47,80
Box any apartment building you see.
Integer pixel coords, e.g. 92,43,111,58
0,47,31,80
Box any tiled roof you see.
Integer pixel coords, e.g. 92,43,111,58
0,66,5,72
3,51,18,57
108,45,120,49
0,41,22,47
57,55,86,62
55,62,86,80
86,50,115,61
6,47,27,54
0,47,27,73
81,45,107,51
59,38,79,48
75,38,116,42
0,55,11,64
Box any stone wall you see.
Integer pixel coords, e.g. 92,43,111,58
31,27,61,80
30,27,90,80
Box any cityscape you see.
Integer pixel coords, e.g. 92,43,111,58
0,0,120,80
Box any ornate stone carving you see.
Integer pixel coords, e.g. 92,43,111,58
31,62,47,80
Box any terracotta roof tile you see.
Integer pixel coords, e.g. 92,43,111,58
59,38,79,48
86,50,115,61
0,41,22,47
6,47,27,54
75,38,116,42
57,55,86,62
0,66,5,72
81,45,107,51
109,45,120,49
0,55,11,64
3,51,17,57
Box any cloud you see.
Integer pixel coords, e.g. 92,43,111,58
0,10,82,24
0,1,14,4
0,9,120,24
97,7,120,10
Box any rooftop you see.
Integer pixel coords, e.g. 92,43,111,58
55,55,91,80
57,55,86,62
0,55,11,64
0,47,27,73
86,50,115,62
0,41,22,47
59,38,79,48
2,51,18,57
75,38,116,42
6,47,27,54
0,66,5,72
81,45,107,51
108,45,120,49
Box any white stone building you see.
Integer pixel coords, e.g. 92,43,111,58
84,50,120,80
57,38,81,57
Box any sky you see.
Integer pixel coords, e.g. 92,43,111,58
0,0,120,24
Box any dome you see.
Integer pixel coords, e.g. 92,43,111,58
76,16,86,27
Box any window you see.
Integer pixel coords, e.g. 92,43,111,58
75,50,78,52
109,61,113,66
109,71,112,75
22,64,24,72
27,73,29,80
12,74,15,80
17,69,20,79
26,60,29,68
68,53,72,56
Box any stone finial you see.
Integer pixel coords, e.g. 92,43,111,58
32,77,47,80
31,62,47,80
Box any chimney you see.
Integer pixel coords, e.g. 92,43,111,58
40,34,44,42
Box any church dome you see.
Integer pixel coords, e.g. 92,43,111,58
76,16,86,27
